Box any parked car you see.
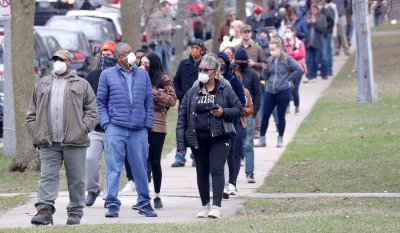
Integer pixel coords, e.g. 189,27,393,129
46,15,119,55
34,30,52,79
35,0,76,26
35,27,98,77
41,35,62,61
66,10,121,40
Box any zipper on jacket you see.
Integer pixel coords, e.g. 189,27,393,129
272,59,277,94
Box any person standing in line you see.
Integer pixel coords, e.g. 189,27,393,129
121,47,149,193
245,3,267,41
304,4,327,83
321,0,338,78
217,11,237,45
176,54,242,219
256,39,303,148
233,48,261,184
84,41,117,207
172,39,207,167
333,0,350,55
284,26,306,114
27,49,98,225
229,20,244,48
140,53,177,209
97,43,157,218
287,6,308,41
147,1,178,75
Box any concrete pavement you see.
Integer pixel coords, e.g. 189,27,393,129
0,52,352,228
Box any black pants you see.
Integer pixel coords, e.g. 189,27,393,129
261,89,291,137
191,133,231,207
291,76,302,107
227,119,246,186
148,132,166,194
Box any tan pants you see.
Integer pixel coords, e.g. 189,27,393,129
334,15,349,54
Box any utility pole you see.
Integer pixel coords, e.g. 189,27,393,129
353,0,378,103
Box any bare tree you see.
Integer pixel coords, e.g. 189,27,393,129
9,0,39,172
121,0,141,50
236,0,246,21
212,0,224,53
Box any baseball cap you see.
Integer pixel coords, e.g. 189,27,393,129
241,24,252,32
52,49,73,61
100,41,116,54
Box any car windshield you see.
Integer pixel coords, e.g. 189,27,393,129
47,18,103,42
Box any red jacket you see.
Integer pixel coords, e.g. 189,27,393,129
285,37,305,63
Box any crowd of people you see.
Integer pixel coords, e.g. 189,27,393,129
25,0,355,226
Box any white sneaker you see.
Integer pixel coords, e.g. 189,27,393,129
196,204,211,218
121,180,135,192
208,205,221,218
227,183,237,196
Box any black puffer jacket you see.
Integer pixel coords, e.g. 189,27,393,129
176,80,243,150
173,55,201,102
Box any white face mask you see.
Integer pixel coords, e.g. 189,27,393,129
229,28,236,37
198,72,210,83
270,50,280,58
285,32,293,39
53,61,67,74
127,52,136,68
269,33,274,38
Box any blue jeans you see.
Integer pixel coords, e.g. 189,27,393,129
244,116,255,177
154,44,172,75
306,47,321,79
291,75,302,107
104,124,150,209
321,36,333,77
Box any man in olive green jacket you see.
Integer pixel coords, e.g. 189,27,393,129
26,49,98,226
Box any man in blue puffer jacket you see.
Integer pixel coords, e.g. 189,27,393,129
97,43,157,218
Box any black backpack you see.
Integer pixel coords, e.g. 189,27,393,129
323,6,336,35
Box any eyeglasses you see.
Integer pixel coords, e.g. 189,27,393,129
198,68,214,73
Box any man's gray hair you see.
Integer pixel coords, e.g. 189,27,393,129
114,42,130,59
200,53,220,70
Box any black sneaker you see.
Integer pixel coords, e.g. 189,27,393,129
66,213,81,225
192,160,196,167
31,205,55,225
85,189,100,207
105,205,119,218
132,203,139,210
171,161,185,167
138,204,157,217
153,197,163,209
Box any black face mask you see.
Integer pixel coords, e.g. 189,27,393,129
326,0,332,2
220,64,227,74
239,63,248,71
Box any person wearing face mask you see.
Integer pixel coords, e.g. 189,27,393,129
27,49,98,225
233,47,261,185
83,41,117,207
287,6,308,41
245,3,267,41
256,39,303,148
217,11,237,45
229,20,244,47
285,26,306,114
138,53,177,210
172,39,207,168
97,43,157,218
176,54,242,219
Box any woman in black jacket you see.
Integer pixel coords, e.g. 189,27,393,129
176,54,243,219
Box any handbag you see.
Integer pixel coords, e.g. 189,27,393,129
222,120,236,137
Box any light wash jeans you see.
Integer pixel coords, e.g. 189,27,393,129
244,116,255,177
154,44,172,75
104,124,150,209
86,131,105,193
36,143,87,217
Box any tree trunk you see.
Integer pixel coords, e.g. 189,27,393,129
121,0,141,50
212,0,224,53
236,0,246,21
9,0,40,172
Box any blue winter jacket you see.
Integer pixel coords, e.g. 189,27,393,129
97,64,153,130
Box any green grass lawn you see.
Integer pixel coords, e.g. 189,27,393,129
0,195,29,214
258,35,400,193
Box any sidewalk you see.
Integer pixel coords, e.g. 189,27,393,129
0,52,352,228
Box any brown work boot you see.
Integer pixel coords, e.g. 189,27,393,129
31,205,55,225
66,213,81,225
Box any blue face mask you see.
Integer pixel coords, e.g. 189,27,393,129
100,56,117,70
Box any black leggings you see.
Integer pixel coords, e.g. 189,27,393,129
261,89,291,137
148,132,166,194
191,133,230,207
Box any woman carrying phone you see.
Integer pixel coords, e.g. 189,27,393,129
140,53,177,209
176,54,242,219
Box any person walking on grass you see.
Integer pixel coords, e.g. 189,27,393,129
97,43,157,218
176,54,242,219
26,49,98,225
256,39,303,148
139,52,177,209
